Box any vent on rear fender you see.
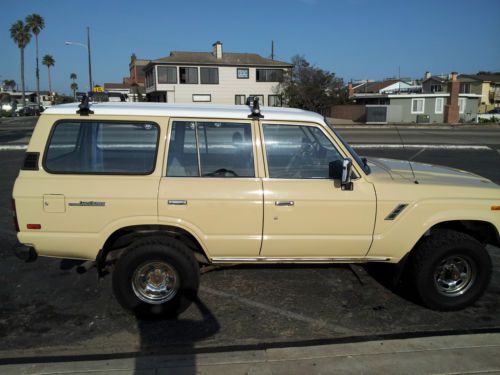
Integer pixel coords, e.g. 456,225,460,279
22,152,39,171
385,204,409,220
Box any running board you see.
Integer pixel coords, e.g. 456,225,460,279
210,256,391,264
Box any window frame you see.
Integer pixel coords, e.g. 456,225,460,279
435,97,444,114
260,121,356,180
192,94,211,102
268,95,282,107
237,68,249,79
179,66,199,84
256,69,284,82
459,97,466,114
165,118,257,179
200,67,219,84
43,120,161,176
157,66,177,84
411,98,425,114
235,95,246,105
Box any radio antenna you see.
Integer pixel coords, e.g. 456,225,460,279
395,126,418,184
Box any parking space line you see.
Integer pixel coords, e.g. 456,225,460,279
200,286,355,334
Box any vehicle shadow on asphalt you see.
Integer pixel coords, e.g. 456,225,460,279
133,297,220,374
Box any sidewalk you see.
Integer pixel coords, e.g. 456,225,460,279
2,333,499,374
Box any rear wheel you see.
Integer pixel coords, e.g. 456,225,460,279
112,236,199,318
409,229,491,311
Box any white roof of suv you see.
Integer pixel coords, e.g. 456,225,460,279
43,102,325,123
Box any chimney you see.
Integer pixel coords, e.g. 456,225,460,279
444,72,460,123
212,41,223,59
348,82,354,97
424,71,431,80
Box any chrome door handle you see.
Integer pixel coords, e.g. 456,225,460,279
168,200,187,205
275,200,294,206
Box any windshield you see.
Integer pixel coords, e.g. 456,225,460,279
324,118,371,175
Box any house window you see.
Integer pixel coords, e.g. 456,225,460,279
200,67,219,84
145,69,154,88
237,68,249,79
430,84,442,93
460,83,471,93
268,95,282,107
411,98,425,114
235,95,246,105
459,98,466,114
256,69,283,82
250,95,264,104
435,97,444,114
157,66,177,84
192,94,211,102
179,67,198,84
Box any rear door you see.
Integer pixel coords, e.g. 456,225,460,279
157,119,263,259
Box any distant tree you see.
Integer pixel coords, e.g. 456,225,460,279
26,14,45,105
70,82,78,100
2,79,16,91
10,20,32,106
42,54,55,94
277,55,346,115
70,72,77,82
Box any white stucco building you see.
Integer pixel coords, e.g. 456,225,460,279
143,41,292,106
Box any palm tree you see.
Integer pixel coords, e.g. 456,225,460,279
70,72,77,82
25,14,45,105
2,80,16,91
42,54,55,96
70,82,78,100
10,20,32,106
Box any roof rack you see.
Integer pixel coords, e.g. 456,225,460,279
247,96,264,119
76,95,94,116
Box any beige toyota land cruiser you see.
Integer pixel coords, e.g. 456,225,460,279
12,98,500,317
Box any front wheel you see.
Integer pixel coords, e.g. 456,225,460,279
409,229,492,311
112,236,200,318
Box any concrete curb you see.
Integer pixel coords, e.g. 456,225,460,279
1,333,499,374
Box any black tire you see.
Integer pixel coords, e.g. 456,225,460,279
409,229,491,311
112,236,200,318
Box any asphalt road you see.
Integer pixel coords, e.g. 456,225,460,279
0,117,499,362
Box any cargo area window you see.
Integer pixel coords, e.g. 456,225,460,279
44,121,159,174
262,124,342,179
166,121,254,178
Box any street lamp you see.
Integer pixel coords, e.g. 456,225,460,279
65,26,93,93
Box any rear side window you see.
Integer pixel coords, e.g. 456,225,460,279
166,121,254,177
44,121,159,174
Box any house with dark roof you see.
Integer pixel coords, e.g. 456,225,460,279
458,73,500,112
143,41,292,105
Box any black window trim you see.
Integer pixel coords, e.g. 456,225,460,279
165,119,256,179
192,94,212,102
42,119,161,176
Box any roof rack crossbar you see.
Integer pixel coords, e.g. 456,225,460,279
76,95,94,116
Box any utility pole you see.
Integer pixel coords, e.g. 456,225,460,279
271,40,275,60
87,26,93,92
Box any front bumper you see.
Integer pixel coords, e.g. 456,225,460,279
13,242,38,262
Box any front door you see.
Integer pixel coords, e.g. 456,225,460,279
260,122,376,258
158,119,263,258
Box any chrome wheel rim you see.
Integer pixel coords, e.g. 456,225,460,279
132,261,179,304
434,255,475,297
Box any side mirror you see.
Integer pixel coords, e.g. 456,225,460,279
329,159,353,190
341,158,353,190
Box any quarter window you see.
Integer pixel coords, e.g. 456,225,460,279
44,121,159,174
167,121,254,177
263,124,343,179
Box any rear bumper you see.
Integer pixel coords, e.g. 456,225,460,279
12,242,38,262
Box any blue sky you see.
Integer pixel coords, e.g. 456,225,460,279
2,0,499,95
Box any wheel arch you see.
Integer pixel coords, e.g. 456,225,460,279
100,224,211,267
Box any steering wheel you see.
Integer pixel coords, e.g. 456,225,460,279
204,168,238,177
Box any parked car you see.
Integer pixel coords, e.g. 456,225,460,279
17,104,44,116
12,99,500,318
477,107,500,121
